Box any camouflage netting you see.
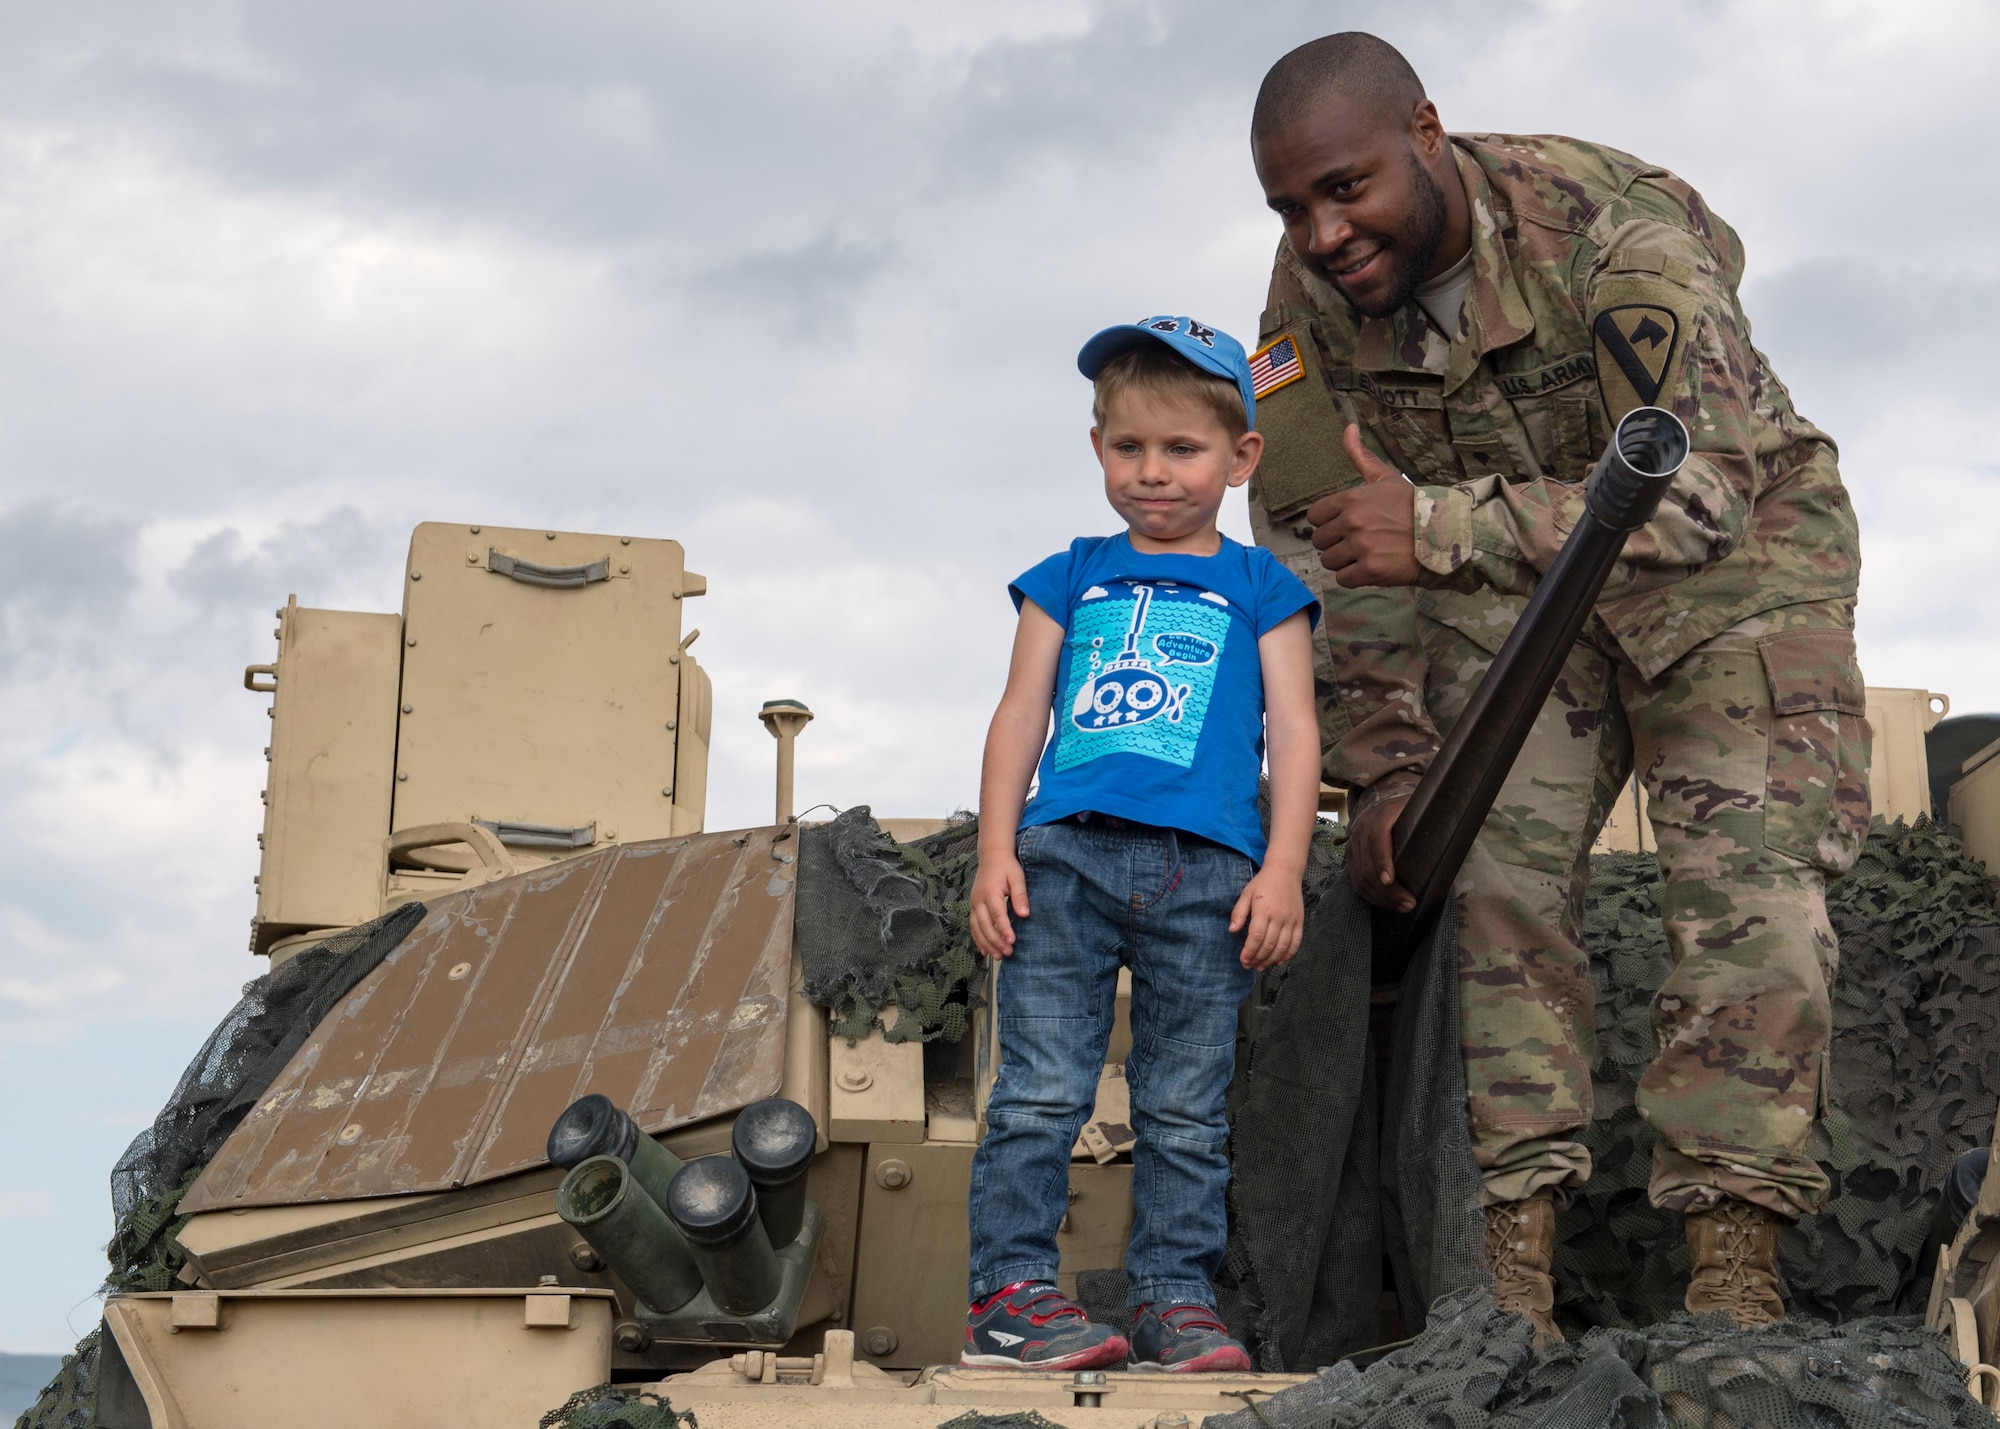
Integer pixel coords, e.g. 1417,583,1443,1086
14,904,427,1429
1557,817,2000,1331
106,903,428,1293
796,806,983,1043
795,802,1350,1046
8,1331,99,1429
537,1383,695,1428
1224,814,1491,1371
1207,1287,1997,1428
1221,810,2000,1413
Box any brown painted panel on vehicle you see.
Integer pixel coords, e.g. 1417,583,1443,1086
190,900,513,1208
467,840,726,1179
182,827,795,1212
323,856,606,1197
592,838,758,1121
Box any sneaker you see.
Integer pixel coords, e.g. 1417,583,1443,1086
1129,1302,1252,1372
961,1281,1130,1371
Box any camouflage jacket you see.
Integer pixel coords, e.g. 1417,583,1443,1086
1248,132,1860,794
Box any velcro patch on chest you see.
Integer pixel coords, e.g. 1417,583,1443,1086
1340,370,1443,410
1497,352,1596,399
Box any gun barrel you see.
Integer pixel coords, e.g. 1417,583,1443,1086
1374,407,1690,970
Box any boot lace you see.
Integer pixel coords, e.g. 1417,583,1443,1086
1484,1204,1529,1303
1704,1201,1778,1323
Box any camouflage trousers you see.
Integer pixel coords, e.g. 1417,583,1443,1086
1431,600,1871,1219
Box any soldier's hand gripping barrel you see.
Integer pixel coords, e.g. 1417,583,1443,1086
1373,407,1691,973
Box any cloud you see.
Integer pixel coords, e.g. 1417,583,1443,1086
0,1192,56,1220
165,508,401,610
1746,259,2000,411
696,230,896,339
0,506,138,668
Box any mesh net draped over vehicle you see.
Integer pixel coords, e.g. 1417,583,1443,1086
1205,1287,1997,1429
796,806,983,1044
14,905,425,1429
9,1330,100,1429
537,1383,694,1429
1222,832,1489,1371
106,904,428,1293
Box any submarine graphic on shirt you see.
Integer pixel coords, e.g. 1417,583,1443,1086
1055,580,1232,772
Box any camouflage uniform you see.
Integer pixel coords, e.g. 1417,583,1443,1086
1247,134,1870,1219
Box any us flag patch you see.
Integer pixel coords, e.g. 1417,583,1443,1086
1249,335,1305,398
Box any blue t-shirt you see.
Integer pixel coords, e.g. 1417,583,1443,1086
1009,533,1319,864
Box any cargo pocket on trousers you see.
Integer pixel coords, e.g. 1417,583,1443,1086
1757,628,1872,872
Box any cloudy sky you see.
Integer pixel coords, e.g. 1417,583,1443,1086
1,0,1994,1351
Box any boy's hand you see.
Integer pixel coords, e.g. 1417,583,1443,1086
970,854,1030,959
1230,867,1306,970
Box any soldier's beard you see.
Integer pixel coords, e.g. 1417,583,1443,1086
1342,150,1449,321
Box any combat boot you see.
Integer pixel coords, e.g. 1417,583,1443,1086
1684,1198,1786,1328
1483,1191,1562,1346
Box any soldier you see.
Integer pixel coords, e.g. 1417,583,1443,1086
1244,34,1870,1340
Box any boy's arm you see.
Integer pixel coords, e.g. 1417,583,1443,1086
1232,610,1317,969
970,600,1064,959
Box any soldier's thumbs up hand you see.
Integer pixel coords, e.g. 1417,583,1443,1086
1343,424,1404,487
1306,426,1422,587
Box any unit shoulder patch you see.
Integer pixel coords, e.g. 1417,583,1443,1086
1593,303,1680,415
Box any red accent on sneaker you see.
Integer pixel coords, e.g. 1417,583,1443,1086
971,1281,1086,1326
1147,1303,1228,1334
1133,1302,1251,1373
1162,1342,1253,1373
969,1280,1059,1316
961,1336,1129,1374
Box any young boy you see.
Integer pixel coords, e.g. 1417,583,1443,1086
963,315,1322,1373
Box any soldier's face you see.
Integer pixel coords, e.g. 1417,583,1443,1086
1254,97,1451,319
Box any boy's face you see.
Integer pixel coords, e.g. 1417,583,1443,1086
1091,388,1262,551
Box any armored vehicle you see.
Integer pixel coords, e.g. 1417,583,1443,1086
24,518,2000,1429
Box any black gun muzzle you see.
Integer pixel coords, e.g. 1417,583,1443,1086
1372,406,1691,974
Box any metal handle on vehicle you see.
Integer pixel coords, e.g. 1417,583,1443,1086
475,818,596,849
244,664,278,693
488,551,610,588
384,822,517,884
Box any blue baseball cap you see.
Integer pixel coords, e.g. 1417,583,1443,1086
1076,315,1257,430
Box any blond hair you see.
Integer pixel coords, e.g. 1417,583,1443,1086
1091,342,1249,439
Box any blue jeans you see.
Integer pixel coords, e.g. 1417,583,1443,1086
967,816,1255,1308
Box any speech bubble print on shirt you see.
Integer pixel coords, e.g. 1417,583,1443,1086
1152,632,1218,667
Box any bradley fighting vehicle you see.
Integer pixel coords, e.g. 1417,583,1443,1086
72,424,2000,1426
